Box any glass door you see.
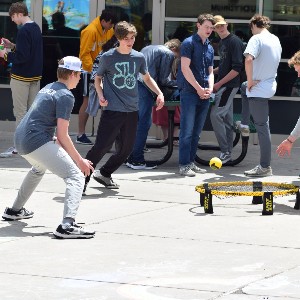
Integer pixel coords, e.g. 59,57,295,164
104,0,154,51
0,0,34,86
41,0,90,87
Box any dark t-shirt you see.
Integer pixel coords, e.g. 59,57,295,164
97,48,147,112
217,33,245,88
177,34,214,93
15,82,74,155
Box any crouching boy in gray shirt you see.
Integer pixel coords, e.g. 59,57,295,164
2,56,95,239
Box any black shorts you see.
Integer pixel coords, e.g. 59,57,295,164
81,72,91,97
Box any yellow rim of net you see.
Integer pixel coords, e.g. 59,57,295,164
195,181,299,197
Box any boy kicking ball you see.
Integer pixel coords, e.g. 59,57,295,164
84,21,164,192
2,56,95,239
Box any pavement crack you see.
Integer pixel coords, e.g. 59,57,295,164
0,271,222,294
96,231,300,251
90,203,182,225
209,265,300,299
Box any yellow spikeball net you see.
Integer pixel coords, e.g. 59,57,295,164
195,181,299,198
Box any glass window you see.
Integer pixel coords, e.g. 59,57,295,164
106,0,153,51
165,21,195,42
41,0,88,87
0,1,31,13
43,0,89,30
264,0,300,22
270,24,300,59
165,21,250,45
0,0,20,12
0,16,18,85
166,0,257,19
25,0,31,13
277,62,298,97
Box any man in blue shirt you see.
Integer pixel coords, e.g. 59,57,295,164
177,14,215,177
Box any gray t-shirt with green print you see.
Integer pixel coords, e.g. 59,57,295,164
96,48,148,112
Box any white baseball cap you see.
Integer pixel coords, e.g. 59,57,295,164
58,56,82,72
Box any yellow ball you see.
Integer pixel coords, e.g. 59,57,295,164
209,157,222,170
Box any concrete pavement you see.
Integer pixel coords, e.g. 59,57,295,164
1,130,300,300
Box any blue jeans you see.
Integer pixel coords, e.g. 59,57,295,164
179,91,210,166
129,82,154,162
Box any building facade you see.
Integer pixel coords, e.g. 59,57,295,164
0,0,299,135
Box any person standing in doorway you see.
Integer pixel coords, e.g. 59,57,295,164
210,15,245,164
0,1,43,158
77,10,117,145
177,13,215,177
237,14,282,177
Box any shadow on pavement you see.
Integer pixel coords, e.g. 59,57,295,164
0,221,53,238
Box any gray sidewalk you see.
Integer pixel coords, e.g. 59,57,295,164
1,130,300,300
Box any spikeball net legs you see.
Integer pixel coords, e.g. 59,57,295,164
195,181,300,215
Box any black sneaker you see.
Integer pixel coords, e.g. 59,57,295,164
93,170,119,189
126,161,157,170
76,134,93,145
2,207,34,221
82,183,88,196
53,223,95,239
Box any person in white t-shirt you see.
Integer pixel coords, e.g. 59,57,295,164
237,14,282,177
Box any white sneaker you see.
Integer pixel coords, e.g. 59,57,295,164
179,165,196,177
0,147,18,158
53,223,95,239
244,165,272,177
189,162,206,173
236,121,250,137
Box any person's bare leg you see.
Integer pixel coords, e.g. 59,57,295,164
161,126,179,139
78,96,89,135
161,126,168,141
173,126,180,145
174,126,180,138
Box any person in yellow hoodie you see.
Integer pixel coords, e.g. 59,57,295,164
77,10,117,145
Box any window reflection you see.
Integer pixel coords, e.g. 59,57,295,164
277,62,298,97
106,0,153,51
0,0,23,12
0,16,17,84
41,0,88,87
43,0,89,30
270,25,300,59
166,0,257,19
165,21,195,42
264,0,300,21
